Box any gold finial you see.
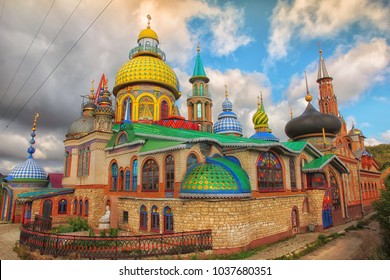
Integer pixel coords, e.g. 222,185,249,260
224,84,228,98
290,107,293,119
304,71,312,102
90,79,94,92
257,94,261,109
32,112,39,132
318,41,322,54
197,41,200,53
147,14,151,28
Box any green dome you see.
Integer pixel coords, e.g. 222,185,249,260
180,157,251,199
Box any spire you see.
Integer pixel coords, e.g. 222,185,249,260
304,71,313,102
189,43,209,83
317,49,330,81
260,91,265,112
28,113,39,159
147,14,151,28
225,84,228,98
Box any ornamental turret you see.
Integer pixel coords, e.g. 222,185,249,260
94,79,114,132
187,43,213,132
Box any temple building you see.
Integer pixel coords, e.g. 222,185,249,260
0,16,384,254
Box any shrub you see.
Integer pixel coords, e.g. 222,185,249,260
109,228,119,237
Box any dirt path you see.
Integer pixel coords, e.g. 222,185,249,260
301,220,382,260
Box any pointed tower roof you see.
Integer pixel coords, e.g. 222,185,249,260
189,43,209,83
317,50,331,82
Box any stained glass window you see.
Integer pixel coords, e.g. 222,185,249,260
117,133,128,145
111,163,118,191
132,159,138,191
142,159,159,191
160,100,169,119
257,152,283,191
125,170,130,191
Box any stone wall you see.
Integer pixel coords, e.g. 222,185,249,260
117,193,308,252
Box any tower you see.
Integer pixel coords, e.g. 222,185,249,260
187,43,213,132
94,80,115,132
317,50,339,116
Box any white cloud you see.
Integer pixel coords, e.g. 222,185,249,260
267,0,390,62
365,137,383,146
381,130,390,142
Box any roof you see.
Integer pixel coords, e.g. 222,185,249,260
139,139,186,155
303,154,349,174
189,49,209,83
7,158,47,180
48,173,63,189
17,188,74,201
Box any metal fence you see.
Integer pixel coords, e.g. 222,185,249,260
20,223,212,259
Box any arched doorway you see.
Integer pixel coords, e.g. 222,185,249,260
42,199,53,219
330,173,343,226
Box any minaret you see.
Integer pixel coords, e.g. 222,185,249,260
187,43,213,132
317,49,339,116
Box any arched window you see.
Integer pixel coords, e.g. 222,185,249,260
140,205,147,230
122,98,131,121
257,152,283,191
142,159,159,191
132,159,138,192
84,200,89,216
199,84,204,96
164,206,173,233
58,199,67,214
289,158,297,191
117,133,128,145
151,206,160,232
165,155,174,191
64,151,71,177
77,148,83,177
197,102,202,118
160,100,169,119
125,170,130,191
119,170,124,191
111,163,118,191
187,153,198,169
73,199,77,215
79,200,83,216
291,207,300,234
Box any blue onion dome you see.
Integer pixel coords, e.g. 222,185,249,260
213,86,243,136
180,157,251,199
8,113,47,180
8,158,47,180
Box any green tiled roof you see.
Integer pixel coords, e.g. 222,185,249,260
139,139,186,154
18,188,74,200
282,141,307,152
303,154,348,173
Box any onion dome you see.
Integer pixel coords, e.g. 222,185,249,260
113,15,180,99
250,93,279,142
95,82,115,117
213,86,243,136
8,113,47,180
180,157,251,199
348,123,365,137
67,84,97,139
285,74,341,140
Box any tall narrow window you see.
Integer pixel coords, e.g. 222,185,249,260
142,159,159,191
199,84,204,96
64,151,71,177
123,98,131,121
83,146,90,176
289,158,297,191
132,159,138,192
77,148,83,177
164,206,173,233
160,100,169,119
125,170,130,191
79,200,83,216
111,163,118,191
84,200,89,216
151,206,160,232
257,152,283,191
140,205,147,230
58,199,68,214
197,102,202,118
119,170,124,191
73,199,77,215
165,155,174,191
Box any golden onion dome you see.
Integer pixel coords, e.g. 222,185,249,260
114,55,180,99
137,27,159,43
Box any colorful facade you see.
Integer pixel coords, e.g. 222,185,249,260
1,17,384,254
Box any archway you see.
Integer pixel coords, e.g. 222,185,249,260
291,207,300,235
42,199,53,219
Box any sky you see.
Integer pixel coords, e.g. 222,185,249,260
0,0,389,175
